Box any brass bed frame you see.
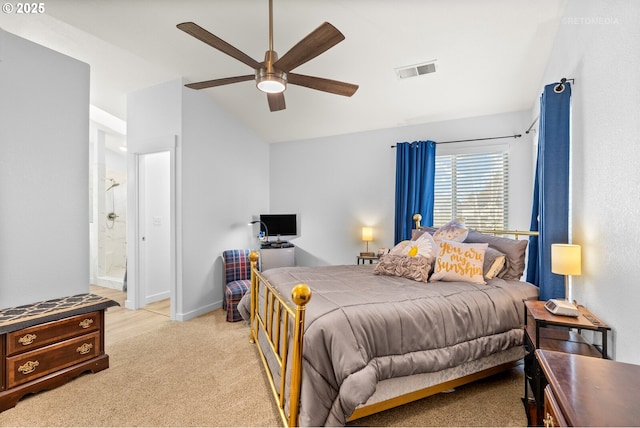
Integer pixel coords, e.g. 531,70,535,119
248,251,310,427
247,216,538,427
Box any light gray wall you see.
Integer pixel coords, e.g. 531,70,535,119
127,79,269,321
180,84,269,319
126,79,181,317
538,0,640,363
270,110,534,267
0,30,90,308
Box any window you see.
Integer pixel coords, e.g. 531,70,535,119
434,151,509,230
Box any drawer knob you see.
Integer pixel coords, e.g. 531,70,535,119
79,318,94,329
18,333,37,346
18,360,40,375
76,343,93,355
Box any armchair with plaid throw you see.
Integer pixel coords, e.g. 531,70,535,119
222,249,253,322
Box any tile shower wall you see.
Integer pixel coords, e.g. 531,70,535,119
100,170,126,280
90,129,128,290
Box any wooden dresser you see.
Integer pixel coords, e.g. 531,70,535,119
536,349,640,426
0,294,118,412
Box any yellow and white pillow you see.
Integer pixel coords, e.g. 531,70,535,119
430,240,488,285
389,232,437,259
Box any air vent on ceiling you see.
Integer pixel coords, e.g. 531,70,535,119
395,60,438,80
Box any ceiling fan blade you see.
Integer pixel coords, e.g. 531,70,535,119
288,73,358,97
177,22,262,70
185,75,255,90
267,92,286,112
274,22,345,72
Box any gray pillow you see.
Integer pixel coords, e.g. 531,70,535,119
465,230,528,280
411,226,437,241
483,247,507,279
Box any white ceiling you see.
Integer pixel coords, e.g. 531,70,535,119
0,0,566,143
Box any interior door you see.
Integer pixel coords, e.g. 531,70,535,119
139,151,171,305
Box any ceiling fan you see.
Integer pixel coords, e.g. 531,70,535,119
176,0,358,112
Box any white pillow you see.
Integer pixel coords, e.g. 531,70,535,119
433,218,468,242
430,240,488,285
389,232,437,259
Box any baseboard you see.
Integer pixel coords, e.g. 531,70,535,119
175,299,222,321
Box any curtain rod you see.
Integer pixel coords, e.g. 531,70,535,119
392,78,575,148
526,78,575,134
390,134,521,148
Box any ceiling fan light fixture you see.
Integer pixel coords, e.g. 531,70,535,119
256,69,287,93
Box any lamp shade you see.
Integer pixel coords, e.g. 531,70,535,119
551,244,581,276
362,227,373,242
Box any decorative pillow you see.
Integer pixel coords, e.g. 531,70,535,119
374,254,434,283
433,218,468,242
389,232,438,259
430,240,488,285
375,233,438,282
411,226,437,241
465,230,528,280
483,247,507,280
388,240,411,256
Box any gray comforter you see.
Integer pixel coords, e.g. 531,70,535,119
238,264,538,426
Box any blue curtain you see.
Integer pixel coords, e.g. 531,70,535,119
394,140,436,244
526,82,572,301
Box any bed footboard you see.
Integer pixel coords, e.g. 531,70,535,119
249,251,310,427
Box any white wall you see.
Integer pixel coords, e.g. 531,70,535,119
537,0,640,363
0,30,90,308
180,86,269,320
127,79,269,320
126,79,181,317
270,110,534,266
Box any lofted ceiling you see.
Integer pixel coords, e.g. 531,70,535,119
0,0,566,143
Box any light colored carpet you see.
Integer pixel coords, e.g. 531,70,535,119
0,308,527,427
348,365,527,427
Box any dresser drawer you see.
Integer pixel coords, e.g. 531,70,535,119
6,311,101,356
543,384,567,427
6,331,101,388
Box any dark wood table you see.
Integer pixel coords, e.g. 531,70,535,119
536,349,640,426
356,255,379,264
0,294,119,412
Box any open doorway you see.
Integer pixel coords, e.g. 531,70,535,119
125,136,176,320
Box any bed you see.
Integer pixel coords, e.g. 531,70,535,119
238,219,538,427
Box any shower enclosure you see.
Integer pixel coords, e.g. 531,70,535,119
90,126,127,290
92,171,127,289
102,176,126,280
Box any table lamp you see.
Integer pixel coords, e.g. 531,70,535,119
551,243,581,304
361,227,374,257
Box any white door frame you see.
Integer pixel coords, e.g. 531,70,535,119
125,135,177,320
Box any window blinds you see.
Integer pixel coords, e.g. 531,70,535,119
434,151,509,230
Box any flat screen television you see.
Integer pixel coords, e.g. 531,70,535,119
260,214,297,238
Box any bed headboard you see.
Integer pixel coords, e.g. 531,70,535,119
412,213,538,240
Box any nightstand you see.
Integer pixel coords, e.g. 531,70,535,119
356,255,378,264
522,299,610,426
